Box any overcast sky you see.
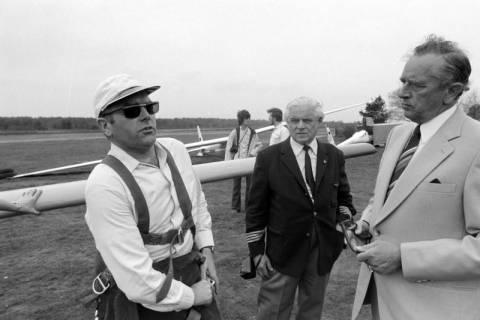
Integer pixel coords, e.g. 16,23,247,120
1,0,479,122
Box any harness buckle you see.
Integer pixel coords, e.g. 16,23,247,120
92,272,110,295
177,228,184,244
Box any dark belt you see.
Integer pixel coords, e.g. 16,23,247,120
87,249,204,303
141,217,193,245
84,225,196,306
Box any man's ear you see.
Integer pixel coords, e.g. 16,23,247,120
444,82,465,105
97,118,112,138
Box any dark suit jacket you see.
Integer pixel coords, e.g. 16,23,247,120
246,138,356,277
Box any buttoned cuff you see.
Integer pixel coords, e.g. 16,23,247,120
400,242,424,281
195,230,214,250
176,281,195,311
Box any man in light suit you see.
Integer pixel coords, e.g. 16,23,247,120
246,97,356,319
352,35,480,320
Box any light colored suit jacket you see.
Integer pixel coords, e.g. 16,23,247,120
352,107,480,320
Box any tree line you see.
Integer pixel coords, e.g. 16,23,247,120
0,117,269,132
360,90,480,124
0,116,359,140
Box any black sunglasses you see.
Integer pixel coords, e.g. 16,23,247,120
102,102,159,119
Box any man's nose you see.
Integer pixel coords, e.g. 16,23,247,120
139,106,152,120
398,86,410,99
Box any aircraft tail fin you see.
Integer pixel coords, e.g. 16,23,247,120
196,125,204,141
326,126,336,146
337,130,371,148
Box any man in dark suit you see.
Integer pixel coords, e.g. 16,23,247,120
246,96,356,319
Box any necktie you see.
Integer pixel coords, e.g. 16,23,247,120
385,125,421,200
303,145,316,195
303,145,318,248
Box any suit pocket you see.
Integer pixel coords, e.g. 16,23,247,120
266,229,284,264
417,182,457,193
423,279,479,291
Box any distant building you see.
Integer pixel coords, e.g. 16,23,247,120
372,122,403,147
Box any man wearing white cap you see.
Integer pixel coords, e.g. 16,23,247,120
85,74,221,320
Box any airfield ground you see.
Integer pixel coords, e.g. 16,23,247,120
0,129,379,320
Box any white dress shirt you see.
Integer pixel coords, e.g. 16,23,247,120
269,124,290,146
85,138,214,312
289,137,318,198
411,106,457,162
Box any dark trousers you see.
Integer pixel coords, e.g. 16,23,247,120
231,175,251,211
137,252,221,320
97,251,221,320
256,247,329,320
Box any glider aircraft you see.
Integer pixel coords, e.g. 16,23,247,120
0,102,376,219
10,102,367,179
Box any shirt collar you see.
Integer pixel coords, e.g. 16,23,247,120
108,142,166,172
419,106,457,144
290,137,318,157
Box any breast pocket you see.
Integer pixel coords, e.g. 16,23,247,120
417,182,457,193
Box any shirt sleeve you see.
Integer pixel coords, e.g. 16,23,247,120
269,128,279,146
176,142,215,250
225,130,235,160
85,169,194,312
248,132,259,156
280,127,290,142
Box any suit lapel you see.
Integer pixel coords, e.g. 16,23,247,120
374,108,464,226
373,123,415,213
280,139,310,200
315,139,327,192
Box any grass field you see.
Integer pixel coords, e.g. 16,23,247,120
0,130,380,320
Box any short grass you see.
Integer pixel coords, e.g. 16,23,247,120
0,130,380,320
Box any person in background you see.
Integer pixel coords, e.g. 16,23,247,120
246,96,356,320
0,189,42,214
267,107,290,146
85,74,220,320
225,109,259,213
352,35,480,320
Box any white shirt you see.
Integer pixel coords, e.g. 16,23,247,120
290,137,317,198
85,138,214,312
418,106,457,153
411,106,457,161
224,126,259,160
269,124,290,146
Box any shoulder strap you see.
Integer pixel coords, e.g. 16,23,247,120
236,127,240,145
102,151,196,240
99,149,196,303
247,127,256,150
102,155,150,234
161,145,196,238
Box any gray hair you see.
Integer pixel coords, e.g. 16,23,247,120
413,34,471,94
284,96,324,120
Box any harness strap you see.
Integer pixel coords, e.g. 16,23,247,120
141,216,194,245
94,144,196,304
164,146,196,239
235,126,256,155
103,155,150,234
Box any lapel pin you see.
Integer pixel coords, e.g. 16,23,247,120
323,160,327,164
